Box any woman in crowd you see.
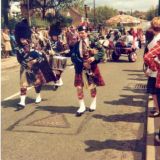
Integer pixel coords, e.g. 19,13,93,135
2,28,12,58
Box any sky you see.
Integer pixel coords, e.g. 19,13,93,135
85,0,159,11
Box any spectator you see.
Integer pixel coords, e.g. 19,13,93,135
10,29,17,56
2,28,12,58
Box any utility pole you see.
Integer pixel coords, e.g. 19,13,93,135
131,9,132,16
27,0,31,26
84,4,88,19
93,0,96,26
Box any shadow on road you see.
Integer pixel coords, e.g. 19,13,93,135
1,97,35,109
36,105,77,114
128,78,146,81
104,94,147,107
85,138,144,152
123,69,143,72
107,59,131,63
42,84,59,91
92,112,145,123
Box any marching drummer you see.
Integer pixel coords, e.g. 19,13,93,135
71,25,105,117
47,22,67,86
15,19,56,110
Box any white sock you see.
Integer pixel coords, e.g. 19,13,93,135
35,93,42,103
90,96,96,110
19,95,26,106
54,78,63,86
77,99,86,113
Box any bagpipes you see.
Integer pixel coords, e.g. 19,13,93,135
83,68,96,90
82,47,97,90
20,49,57,83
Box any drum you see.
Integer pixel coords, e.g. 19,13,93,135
52,56,67,71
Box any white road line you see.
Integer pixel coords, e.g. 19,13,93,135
3,87,33,101
146,98,155,160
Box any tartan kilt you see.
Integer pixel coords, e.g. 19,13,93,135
20,66,46,88
74,65,105,87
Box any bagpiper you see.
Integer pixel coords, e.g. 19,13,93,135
15,19,56,110
71,25,105,117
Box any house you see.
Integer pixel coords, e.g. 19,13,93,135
63,7,84,26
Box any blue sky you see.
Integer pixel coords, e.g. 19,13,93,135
85,0,159,11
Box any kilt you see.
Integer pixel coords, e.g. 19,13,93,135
155,88,160,94
74,65,105,87
146,77,157,94
20,66,46,88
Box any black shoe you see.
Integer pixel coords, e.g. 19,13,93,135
149,111,160,117
76,111,85,117
88,108,95,112
150,108,156,114
155,131,160,143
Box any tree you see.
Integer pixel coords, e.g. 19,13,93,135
146,6,158,20
46,11,73,27
2,0,10,26
21,0,81,19
88,6,118,26
72,0,85,13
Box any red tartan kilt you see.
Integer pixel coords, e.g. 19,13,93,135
74,65,105,87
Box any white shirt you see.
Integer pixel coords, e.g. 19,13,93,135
148,33,160,50
79,38,90,58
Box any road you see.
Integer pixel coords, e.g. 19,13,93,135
2,49,148,160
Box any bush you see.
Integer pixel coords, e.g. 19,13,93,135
46,12,73,27
31,16,50,28
1,17,20,30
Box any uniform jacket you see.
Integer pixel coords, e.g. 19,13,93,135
71,38,105,74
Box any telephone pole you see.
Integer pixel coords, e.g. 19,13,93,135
27,0,31,26
84,4,88,19
93,0,96,26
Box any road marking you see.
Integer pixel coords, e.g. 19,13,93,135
3,87,33,101
147,146,155,160
146,98,156,160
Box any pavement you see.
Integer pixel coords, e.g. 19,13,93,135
146,96,160,160
1,56,19,70
1,56,160,160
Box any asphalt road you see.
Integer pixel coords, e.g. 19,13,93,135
2,49,148,160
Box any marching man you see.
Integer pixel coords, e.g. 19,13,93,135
15,19,56,110
71,26,105,116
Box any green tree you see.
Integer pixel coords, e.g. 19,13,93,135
46,11,73,27
21,0,81,19
146,6,158,20
88,6,118,26
72,0,85,13
1,0,10,26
